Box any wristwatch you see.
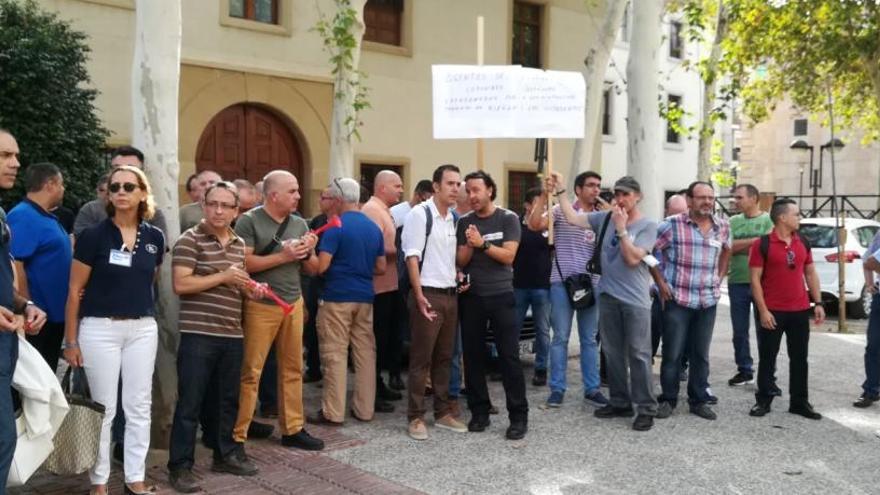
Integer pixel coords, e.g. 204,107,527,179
17,299,34,313
479,241,491,251
616,230,629,238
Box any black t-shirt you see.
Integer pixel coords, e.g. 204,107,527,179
74,218,165,318
0,209,14,311
513,216,551,289
456,207,520,296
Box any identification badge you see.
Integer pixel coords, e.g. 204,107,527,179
109,249,132,267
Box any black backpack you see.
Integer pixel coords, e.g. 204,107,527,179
758,233,811,272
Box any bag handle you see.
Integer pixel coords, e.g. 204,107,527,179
61,367,93,399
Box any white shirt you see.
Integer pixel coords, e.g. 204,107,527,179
390,201,412,228
401,199,457,289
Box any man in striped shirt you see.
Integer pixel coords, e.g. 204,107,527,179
167,182,263,493
654,181,730,421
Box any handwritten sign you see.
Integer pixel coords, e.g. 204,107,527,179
432,65,585,139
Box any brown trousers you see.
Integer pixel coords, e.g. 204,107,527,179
407,289,458,421
233,298,305,441
316,301,376,422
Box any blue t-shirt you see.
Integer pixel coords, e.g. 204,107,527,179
8,199,72,322
0,209,14,312
74,218,165,318
318,211,383,303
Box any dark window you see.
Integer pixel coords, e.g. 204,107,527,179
360,163,405,196
507,171,539,216
512,2,542,68
732,146,740,161
229,0,277,24
793,118,808,136
669,20,683,59
364,0,404,46
602,87,612,136
666,94,682,144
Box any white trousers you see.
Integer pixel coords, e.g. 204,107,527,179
79,317,158,484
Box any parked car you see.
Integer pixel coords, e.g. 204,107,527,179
798,218,880,319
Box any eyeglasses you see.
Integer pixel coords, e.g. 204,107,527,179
333,177,344,195
109,182,140,194
205,201,237,211
785,245,796,269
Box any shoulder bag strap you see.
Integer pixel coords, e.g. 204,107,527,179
257,214,292,256
588,212,613,274
418,204,433,273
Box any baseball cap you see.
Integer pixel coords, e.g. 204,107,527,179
613,176,641,194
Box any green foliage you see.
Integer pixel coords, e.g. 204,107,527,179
658,95,696,139
314,0,371,140
0,0,109,209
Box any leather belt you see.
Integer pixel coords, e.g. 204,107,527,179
422,286,457,296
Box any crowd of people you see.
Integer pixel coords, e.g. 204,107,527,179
0,127,879,494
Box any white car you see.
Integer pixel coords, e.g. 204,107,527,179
798,218,880,319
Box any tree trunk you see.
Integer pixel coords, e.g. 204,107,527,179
626,0,663,219
132,0,182,449
697,0,729,181
328,0,367,180
569,0,628,179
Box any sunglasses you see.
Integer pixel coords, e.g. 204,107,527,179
109,182,140,194
785,245,796,270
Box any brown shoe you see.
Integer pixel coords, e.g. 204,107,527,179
434,415,467,433
449,400,462,419
306,409,343,427
408,418,428,440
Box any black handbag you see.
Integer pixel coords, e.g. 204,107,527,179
555,253,595,310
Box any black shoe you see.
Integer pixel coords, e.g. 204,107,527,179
424,386,434,396
632,414,653,431
594,405,635,418
853,394,880,408
375,399,395,413
789,403,822,420
505,421,527,440
259,404,278,419
728,372,755,386
113,442,124,466
467,415,490,432
388,373,405,391
211,449,258,476
690,403,717,421
303,371,323,383
655,401,675,419
532,369,547,387
281,429,325,450
306,409,343,427
169,469,200,493
378,384,403,401
749,402,771,417
489,371,503,382
248,421,275,439
488,404,499,415
769,383,782,397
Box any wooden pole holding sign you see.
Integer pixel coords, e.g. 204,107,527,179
546,138,554,245
476,16,485,170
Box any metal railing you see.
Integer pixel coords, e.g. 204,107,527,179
716,194,880,220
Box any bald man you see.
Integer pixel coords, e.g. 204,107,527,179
361,171,406,406
666,194,688,217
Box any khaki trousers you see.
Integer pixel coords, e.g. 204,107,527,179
233,298,304,441
316,301,376,422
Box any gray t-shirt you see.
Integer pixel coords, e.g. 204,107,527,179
588,211,657,309
456,207,521,296
234,206,309,303
73,198,168,239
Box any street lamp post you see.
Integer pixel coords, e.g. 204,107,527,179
798,166,804,209
823,137,846,332
789,139,815,215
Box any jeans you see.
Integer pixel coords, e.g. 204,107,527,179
658,301,717,407
79,317,158,485
460,292,528,422
514,288,551,371
756,310,810,406
598,294,656,415
728,283,757,374
449,324,462,397
0,332,19,490
548,283,600,394
862,293,880,397
169,333,243,471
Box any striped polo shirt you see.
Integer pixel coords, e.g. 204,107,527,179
550,203,598,285
172,222,246,338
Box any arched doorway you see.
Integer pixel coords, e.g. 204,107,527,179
195,103,303,186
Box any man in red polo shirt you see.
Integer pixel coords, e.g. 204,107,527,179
747,198,824,419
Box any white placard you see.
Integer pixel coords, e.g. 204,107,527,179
432,65,585,139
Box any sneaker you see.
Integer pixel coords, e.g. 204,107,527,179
169,469,200,493
632,414,654,431
583,390,609,408
211,449,259,476
435,414,467,433
448,398,462,419
408,418,428,440
749,402,771,417
545,391,564,408
789,403,822,420
728,372,755,386
690,403,717,421
655,401,675,419
853,394,880,408
532,369,547,387
281,429,325,451
248,421,275,439
594,405,634,418
505,421,527,440
706,388,718,405
467,415,490,432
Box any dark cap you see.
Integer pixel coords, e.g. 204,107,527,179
613,176,641,194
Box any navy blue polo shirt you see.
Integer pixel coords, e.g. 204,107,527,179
0,209,15,312
8,199,73,323
74,218,165,318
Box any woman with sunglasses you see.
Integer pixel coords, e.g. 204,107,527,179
63,165,165,495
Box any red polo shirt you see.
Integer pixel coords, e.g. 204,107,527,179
748,230,813,312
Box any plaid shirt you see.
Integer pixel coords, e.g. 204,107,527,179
654,213,731,309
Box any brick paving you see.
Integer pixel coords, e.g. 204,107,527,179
9,421,422,495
